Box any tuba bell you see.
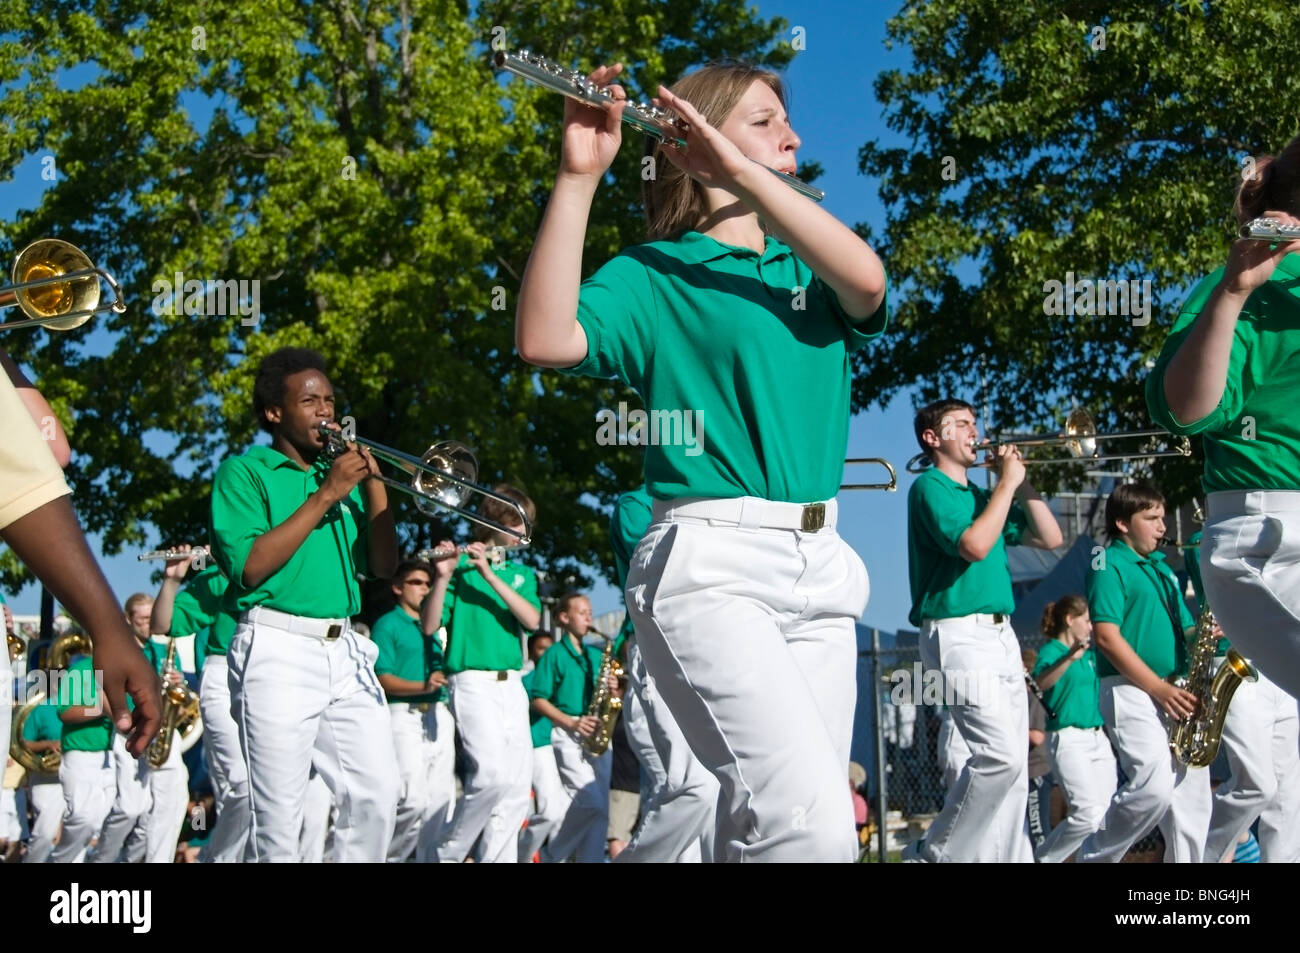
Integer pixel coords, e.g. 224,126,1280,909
9,630,94,776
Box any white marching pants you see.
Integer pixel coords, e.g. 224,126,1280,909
627,498,867,863
227,613,399,863
936,708,972,793
1205,661,1300,863
518,743,567,862
1202,491,1300,701
437,669,531,863
1079,678,1211,863
88,731,156,863
49,748,114,863
388,700,457,863
918,616,1031,862
617,637,716,863
299,769,333,863
1035,726,1116,863
198,655,251,863
542,725,611,863
132,736,189,863
25,777,63,863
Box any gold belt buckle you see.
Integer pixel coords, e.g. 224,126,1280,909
415,702,431,713
325,624,342,641
801,503,826,532
496,670,508,681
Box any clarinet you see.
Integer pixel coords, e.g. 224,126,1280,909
492,49,826,203
1238,217,1300,242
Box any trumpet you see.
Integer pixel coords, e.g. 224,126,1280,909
842,457,898,491
492,49,826,203
6,631,24,664
1238,217,1300,242
318,424,532,543
138,546,210,562
415,542,528,568
905,407,1192,473
0,239,126,334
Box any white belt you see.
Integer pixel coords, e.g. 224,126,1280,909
928,612,1009,626
652,496,837,533
449,668,521,682
245,605,349,641
1208,489,1300,518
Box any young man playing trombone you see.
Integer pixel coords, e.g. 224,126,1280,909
210,347,400,863
906,399,1063,862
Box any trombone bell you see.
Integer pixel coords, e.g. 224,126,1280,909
0,239,125,333
413,442,478,517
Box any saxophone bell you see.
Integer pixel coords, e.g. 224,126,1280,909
1169,606,1258,767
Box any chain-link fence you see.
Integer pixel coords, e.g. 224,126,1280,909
857,629,1167,863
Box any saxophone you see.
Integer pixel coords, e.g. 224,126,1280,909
1169,605,1257,767
582,631,625,756
146,637,202,769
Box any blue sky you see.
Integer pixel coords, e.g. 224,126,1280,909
3,1,938,635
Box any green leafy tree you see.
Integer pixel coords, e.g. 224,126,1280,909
857,0,1300,503
0,0,794,595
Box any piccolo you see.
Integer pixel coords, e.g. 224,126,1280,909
415,543,527,567
138,547,209,562
492,49,826,203
1238,217,1300,242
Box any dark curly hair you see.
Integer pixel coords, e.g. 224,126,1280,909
252,347,329,433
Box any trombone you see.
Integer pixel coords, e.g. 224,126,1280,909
905,408,1192,473
319,424,532,543
841,457,898,491
0,239,126,333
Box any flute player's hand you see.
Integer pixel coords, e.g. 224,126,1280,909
559,63,626,182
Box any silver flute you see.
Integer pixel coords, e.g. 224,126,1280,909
492,49,825,203
415,543,527,567
138,546,209,562
1239,217,1300,241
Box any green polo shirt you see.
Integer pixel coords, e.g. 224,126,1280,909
560,232,888,502
907,468,1028,627
1088,540,1195,680
57,655,112,752
1146,253,1300,492
521,669,554,748
372,604,446,705
440,556,540,674
529,635,602,718
22,698,63,741
163,564,233,661
210,444,370,620
1032,640,1103,731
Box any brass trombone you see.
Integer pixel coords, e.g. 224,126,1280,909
318,424,532,543
841,457,899,491
0,239,126,333
905,408,1191,473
